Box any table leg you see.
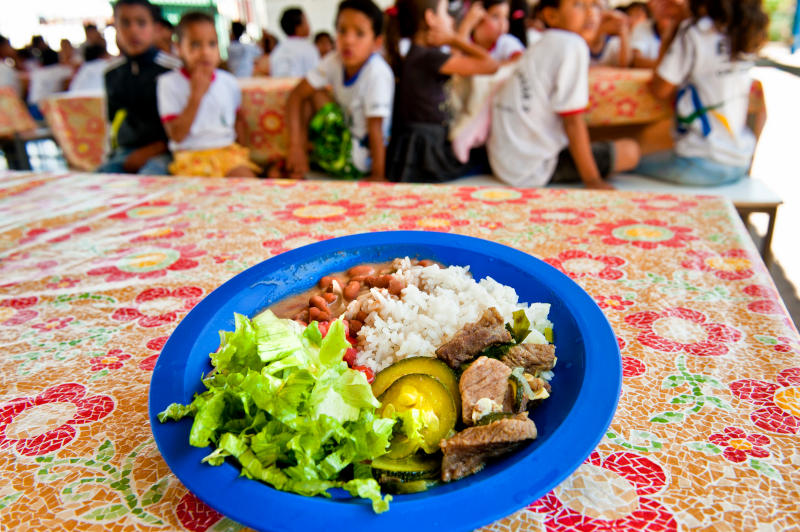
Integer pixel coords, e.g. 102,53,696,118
736,206,778,267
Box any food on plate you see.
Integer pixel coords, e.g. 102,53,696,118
159,257,556,511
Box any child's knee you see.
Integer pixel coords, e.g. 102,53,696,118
613,139,641,171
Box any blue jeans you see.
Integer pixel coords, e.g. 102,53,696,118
97,148,172,175
635,151,748,187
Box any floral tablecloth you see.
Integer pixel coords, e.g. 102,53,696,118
1,171,798,531
0,87,38,138
587,67,671,126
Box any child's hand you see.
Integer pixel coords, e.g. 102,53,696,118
599,11,629,36
189,67,214,99
461,2,486,32
427,27,455,48
286,146,309,179
584,178,615,190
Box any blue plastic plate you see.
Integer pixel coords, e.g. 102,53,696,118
149,231,621,532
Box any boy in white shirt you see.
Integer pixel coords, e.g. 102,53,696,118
488,0,640,189
286,0,394,180
583,0,631,67
270,8,320,78
157,12,258,177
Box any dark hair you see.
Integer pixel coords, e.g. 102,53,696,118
84,23,99,32
176,11,216,41
314,31,333,44
280,8,305,36
84,43,107,61
262,32,279,53
337,0,384,36
624,1,650,16
231,21,246,40
0,34,9,48
156,17,174,30
113,0,157,20
688,0,768,58
385,0,440,74
482,0,509,10
508,0,528,46
41,48,60,66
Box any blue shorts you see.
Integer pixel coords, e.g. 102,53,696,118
635,151,748,187
97,148,172,175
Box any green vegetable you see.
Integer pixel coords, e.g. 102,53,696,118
477,309,536,360
371,453,441,481
308,102,364,180
158,311,394,513
475,412,516,426
371,357,461,420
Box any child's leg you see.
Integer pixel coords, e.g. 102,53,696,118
138,153,173,175
611,139,640,173
635,151,748,186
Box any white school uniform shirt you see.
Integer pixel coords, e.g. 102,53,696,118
306,52,394,173
227,41,263,78
657,17,755,168
157,68,240,152
0,63,20,96
27,64,73,105
631,21,660,60
489,34,525,62
590,35,623,66
69,58,110,92
270,37,320,77
489,29,589,188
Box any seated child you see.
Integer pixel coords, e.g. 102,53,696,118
636,0,768,186
488,0,640,189
624,1,650,30
386,0,499,183
286,0,394,180
314,31,335,57
630,0,681,68
457,0,525,63
270,8,320,77
100,0,181,175
157,12,258,177
227,21,263,78
583,0,631,67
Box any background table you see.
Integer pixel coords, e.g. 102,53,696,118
1,171,798,531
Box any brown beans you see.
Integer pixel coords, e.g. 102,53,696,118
388,278,406,296
322,292,337,303
418,259,434,267
343,281,361,300
356,310,368,322
349,319,363,334
309,295,327,310
308,307,330,322
350,275,365,283
348,265,375,277
365,275,391,289
319,276,333,290
293,309,309,322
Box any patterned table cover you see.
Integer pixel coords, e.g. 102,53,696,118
38,70,670,171
1,171,798,532
0,87,38,139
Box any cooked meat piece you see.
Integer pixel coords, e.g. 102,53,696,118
500,343,556,374
439,413,537,482
460,356,512,425
436,307,512,369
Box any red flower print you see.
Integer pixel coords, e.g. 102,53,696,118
32,317,74,332
227,204,247,213
529,451,676,531
592,78,617,98
454,186,541,205
139,336,168,371
529,208,596,226
544,250,626,281
130,222,189,243
109,200,190,221
632,195,699,213
682,249,755,281
479,220,504,230
19,227,48,243
205,230,229,239
0,383,114,456
213,254,238,264
89,349,132,372
112,286,203,328
87,244,205,282
730,367,800,434
262,232,332,255
596,294,634,311
590,218,697,249
771,336,799,354
708,427,771,463
47,225,91,244
274,200,366,225
259,109,284,134
0,297,39,326
242,215,264,224
397,213,470,232
617,336,626,351
45,277,81,290
374,194,434,210
616,97,639,117
625,307,741,357
622,357,646,378
176,492,224,532
742,284,783,315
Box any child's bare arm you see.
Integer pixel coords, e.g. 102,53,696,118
235,109,248,145
562,113,613,190
432,32,499,76
163,68,213,143
366,116,386,181
123,141,168,173
457,2,485,41
649,73,677,101
286,79,316,179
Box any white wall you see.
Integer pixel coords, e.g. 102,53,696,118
260,0,393,38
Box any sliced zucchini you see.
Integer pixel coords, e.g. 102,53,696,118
475,412,517,426
378,374,457,454
508,372,527,412
380,478,438,494
371,453,441,481
544,327,553,343
371,357,460,419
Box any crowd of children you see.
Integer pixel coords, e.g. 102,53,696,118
1,0,770,187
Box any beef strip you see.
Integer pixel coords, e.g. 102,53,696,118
500,343,556,374
459,356,512,425
439,413,537,482
436,307,512,369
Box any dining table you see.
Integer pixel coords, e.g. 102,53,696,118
1,170,798,531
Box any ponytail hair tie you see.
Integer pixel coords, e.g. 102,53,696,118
386,5,399,16
511,9,525,19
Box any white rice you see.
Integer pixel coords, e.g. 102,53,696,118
346,258,551,372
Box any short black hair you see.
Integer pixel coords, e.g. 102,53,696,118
0,34,9,48
537,0,561,9
156,17,174,30
280,7,305,36
231,21,246,40
84,43,107,61
336,0,383,36
84,23,98,32
314,31,333,44
176,11,216,41
113,0,158,20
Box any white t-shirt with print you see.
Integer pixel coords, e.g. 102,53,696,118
631,21,660,60
306,52,394,173
157,68,240,152
658,17,755,167
590,35,623,66
489,34,525,62
270,37,320,78
489,29,589,187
